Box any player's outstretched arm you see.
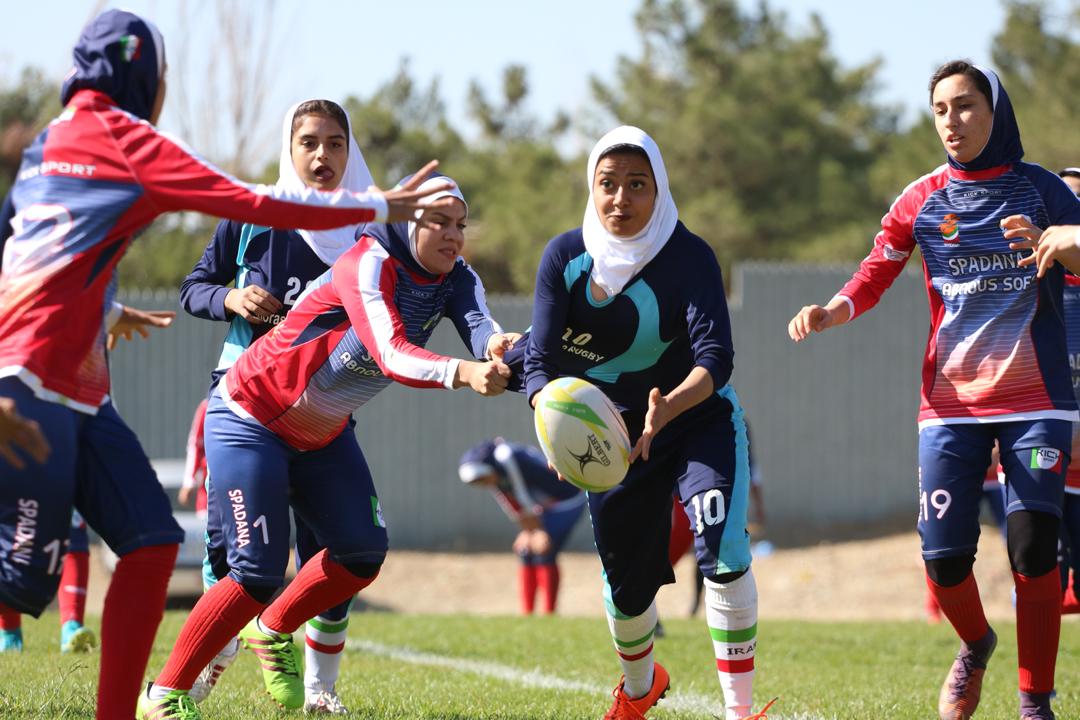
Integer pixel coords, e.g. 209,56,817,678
787,298,851,342
0,397,50,469
107,306,176,350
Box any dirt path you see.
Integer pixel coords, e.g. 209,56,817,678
86,528,1022,622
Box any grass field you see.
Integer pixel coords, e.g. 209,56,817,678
0,611,1078,719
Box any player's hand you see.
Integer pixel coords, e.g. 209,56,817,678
486,332,523,361
107,307,175,350
178,485,195,507
0,397,50,469
529,529,552,555
1017,224,1080,278
224,284,281,324
788,304,841,342
629,387,670,464
457,360,511,396
378,160,458,224
512,529,532,556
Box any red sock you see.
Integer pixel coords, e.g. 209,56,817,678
1063,572,1080,614
925,571,989,643
59,550,90,625
519,564,538,615
155,576,264,690
924,586,942,623
261,550,378,635
97,544,177,720
1015,568,1061,693
536,564,560,614
0,603,21,631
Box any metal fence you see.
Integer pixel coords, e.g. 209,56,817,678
113,262,931,550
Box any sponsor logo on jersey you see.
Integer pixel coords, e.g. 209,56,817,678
1030,447,1063,473
339,350,382,377
371,497,386,528
940,214,960,244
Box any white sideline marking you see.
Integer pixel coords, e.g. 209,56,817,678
348,639,831,720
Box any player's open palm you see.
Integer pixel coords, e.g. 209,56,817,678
630,387,670,464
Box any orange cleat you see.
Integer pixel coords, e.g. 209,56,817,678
738,697,778,720
602,662,670,719
938,629,996,720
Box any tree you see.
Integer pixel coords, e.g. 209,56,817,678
0,68,59,197
589,0,900,265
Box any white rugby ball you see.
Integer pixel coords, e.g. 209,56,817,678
533,377,631,492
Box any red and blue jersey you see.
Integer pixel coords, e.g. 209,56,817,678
220,233,501,451
0,89,389,413
838,161,1080,428
1062,276,1080,491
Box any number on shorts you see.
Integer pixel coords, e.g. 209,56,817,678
690,489,726,534
253,515,269,544
43,539,63,575
920,489,952,520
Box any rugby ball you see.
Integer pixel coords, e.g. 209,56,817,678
533,377,631,492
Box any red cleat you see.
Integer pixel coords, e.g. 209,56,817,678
603,663,670,719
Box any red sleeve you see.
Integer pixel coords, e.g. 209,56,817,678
332,236,459,389
182,399,208,489
491,488,524,521
110,118,387,229
837,170,944,319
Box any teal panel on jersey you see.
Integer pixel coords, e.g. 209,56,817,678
716,384,751,574
586,280,672,384
563,252,592,292
216,224,268,371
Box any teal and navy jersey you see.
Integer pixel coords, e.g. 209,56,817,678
524,221,733,431
180,220,330,382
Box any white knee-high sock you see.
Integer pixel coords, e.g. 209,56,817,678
705,569,757,720
606,599,658,699
304,613,349,694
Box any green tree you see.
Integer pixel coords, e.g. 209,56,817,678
589,0,900,265
0,68,60,197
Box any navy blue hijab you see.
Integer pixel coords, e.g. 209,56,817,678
60,9,165,121
356,174,464,279
946,65,1024,172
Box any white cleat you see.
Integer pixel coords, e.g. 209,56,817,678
189,641,239,704
304,689,349,714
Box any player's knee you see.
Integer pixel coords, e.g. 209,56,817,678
1007,510,1059,577
707,568,748,586
341,560,382,579
925,554,974,587
239,581,277,604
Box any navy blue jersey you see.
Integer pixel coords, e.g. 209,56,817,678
524,221,734,431
461,440,581,518
180,220,331,382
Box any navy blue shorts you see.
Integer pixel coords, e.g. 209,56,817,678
0,377,182,616
203,391,388,589
591,387,751,617
68,510,89,554
918,420,1070,560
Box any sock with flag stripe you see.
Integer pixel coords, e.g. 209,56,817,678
305,605,351,694
604,584,657,700
705,569,758,720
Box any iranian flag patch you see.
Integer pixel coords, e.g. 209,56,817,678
1030,447,1063,473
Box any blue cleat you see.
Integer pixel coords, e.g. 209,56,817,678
60,619,97,653
0,628,23,652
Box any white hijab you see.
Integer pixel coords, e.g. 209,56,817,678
582,125,678,297
276,100,375,265
407,175,468,272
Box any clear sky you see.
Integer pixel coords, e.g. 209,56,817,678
0,1,1071,162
